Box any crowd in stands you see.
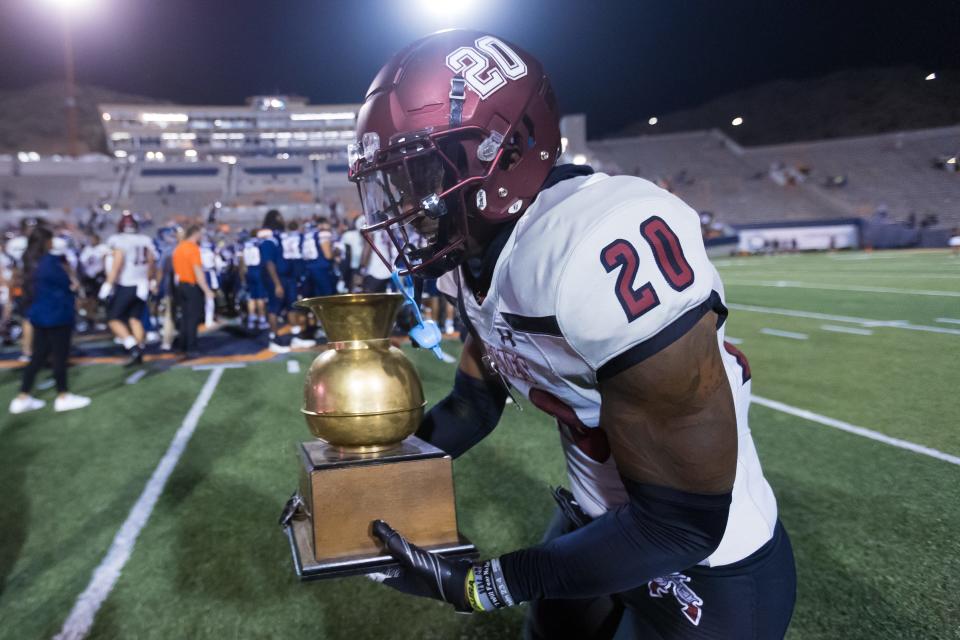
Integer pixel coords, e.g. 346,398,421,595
1,206,460,415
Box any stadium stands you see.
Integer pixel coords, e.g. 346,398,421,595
0,124,955,231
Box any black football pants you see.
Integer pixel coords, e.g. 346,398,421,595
524,507,796,640
20,324,72,394
176,283,204,353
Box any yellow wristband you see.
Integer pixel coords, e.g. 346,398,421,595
465,567,485,612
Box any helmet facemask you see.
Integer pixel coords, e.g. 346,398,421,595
352,126,499,279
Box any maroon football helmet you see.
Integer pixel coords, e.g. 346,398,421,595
117,212,139,233
350,30,561,278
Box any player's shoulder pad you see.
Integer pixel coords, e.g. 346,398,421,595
555,183,716,375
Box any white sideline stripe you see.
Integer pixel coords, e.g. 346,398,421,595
936,317,960,325
752,395,960,467
286,359,301,374
724,279,960,298
191,362,246,371
53,367,226,640
725,337,743,345
124,370,147,385
760,328,808,340
728,303,960,337
821,324,873,336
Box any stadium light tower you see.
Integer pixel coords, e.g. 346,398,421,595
41,0,99,156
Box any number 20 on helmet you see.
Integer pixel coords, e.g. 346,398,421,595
349,30,562,278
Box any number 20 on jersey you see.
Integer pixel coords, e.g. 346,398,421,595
601,216,694,322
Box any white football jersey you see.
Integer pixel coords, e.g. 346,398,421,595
107,233,155,287
80,243,110,278
5,236,27,264
280,231,303,261
242,239,261,267
438,172,777,567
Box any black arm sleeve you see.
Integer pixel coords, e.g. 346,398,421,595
415,369,508,459
499,480,731,602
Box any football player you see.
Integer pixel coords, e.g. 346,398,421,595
351,31,796,639
257,209,290,353
100,213,155,366
239,230,267,330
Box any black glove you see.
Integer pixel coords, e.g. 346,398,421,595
370,520,517,613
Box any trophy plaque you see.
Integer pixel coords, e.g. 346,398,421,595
279,293,476,580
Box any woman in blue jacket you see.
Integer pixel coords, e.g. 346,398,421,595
9,226,91,414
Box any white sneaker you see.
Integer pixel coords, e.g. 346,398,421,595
291,337,316,349
444,320,455,335
17,353,30,363
437,349,457,364
54,393,91,412
268,341,291,354
10,395,45,414
145,331,161,344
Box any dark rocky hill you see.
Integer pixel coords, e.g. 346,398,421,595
618,66,960,145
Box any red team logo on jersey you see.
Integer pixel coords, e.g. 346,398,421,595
648,573,704,626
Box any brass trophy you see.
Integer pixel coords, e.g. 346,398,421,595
279,293,476,579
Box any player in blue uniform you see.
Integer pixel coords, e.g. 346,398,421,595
301,217,336,298
258,209,288,352
240,231,267,330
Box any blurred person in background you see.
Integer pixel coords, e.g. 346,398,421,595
171,224,214,359
7,219,34,362
240,230,267,331
280,220,309,341
99,213,156,366
339,216,364,292
359,228,396,293
9,226,90,414
257,209,290,353
199,230,221,327
78,233,109,331
155,225,182,352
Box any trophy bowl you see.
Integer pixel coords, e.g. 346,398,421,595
296,293,426,453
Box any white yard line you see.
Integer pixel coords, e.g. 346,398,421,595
191,362,246,371
760,328,808,340
752,395,960,467
725,337,743,345
821,324,873,336
53,366,226,640
724,279,960,298
124,370,147,385
727,303,960,337
935,318,960,325
286,359,301,374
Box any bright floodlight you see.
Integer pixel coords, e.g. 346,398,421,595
648,117,658,126
418,0,475,21
731,116,744,126
44,0,97,12
925,72,936,81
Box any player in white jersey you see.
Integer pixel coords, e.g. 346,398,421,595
100,213,156,366
346,31,795,638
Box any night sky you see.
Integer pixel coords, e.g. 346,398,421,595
0,0,957,136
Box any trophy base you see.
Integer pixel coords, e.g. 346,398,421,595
284,514,477,580
282,435,476,580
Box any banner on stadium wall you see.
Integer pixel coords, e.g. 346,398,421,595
734,218,861,252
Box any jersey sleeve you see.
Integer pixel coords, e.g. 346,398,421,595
556,194,723,380
259,238,278,264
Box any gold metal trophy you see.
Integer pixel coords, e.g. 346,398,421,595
279,293,475,579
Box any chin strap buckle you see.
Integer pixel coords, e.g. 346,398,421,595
449,75,466,127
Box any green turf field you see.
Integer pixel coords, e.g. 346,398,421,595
0,249,958,639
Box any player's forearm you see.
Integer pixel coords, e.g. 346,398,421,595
496,479,730,603
265,262,282,287
415,369,506,458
